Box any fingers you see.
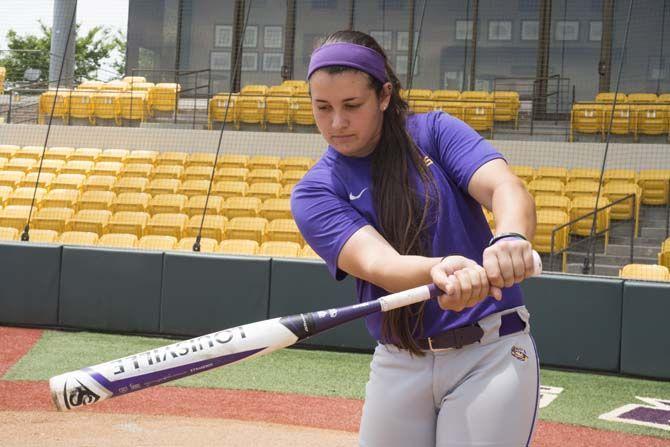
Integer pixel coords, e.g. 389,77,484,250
483,239,535,288
435,265,491,312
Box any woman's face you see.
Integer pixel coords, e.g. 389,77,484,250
309,70,391,158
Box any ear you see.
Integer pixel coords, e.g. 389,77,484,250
380,82,392,111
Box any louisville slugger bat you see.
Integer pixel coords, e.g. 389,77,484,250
50,251,542,411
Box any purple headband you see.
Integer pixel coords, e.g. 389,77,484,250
307,42,388,83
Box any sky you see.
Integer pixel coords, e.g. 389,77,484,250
0,0,129,80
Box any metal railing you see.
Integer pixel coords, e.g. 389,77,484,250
548,193,637,272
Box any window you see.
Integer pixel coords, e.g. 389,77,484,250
456,20,473,40
555,21,579,41
488,21,512,41
521,20,539,41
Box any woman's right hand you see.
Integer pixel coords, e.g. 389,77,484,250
430,256,503,312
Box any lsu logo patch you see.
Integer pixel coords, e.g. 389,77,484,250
511,346,528,362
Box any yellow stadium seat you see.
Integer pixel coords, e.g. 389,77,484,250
6,158,36,173
534,167,568,184
281,170,306,186
59,160,94,176
400,89,432,100
146,178,182,196
268,85,294,97
596,92,627,103
27,229,59,244
266,218,302,244
280,184,294,198
208,94,237,129
185,214,227,240
570,196,611,248
100,80,129,92
266,97,292,129
91,92,119,124
248,155,281,170
145,213,189,238
107,211,150,237
67,91,94,124
432,90,461,101
215,167,249,183
116,91,147,124
658,240,670,269
152,165,184,180
149,194,187,214
77,190,116,211
234,95,266,129
6,187,46,207
58,231,99,246
98,233,139,249
565,180,601,200
68,209,112,235
259,198,292,220
462,102,494,135
602,104,632,136
638,170,670,205
300,244,322,260
0,186,14,205
83,175,117,192
567,168,600,183
176,237,218,252
241,84,269,96
77,81,103,91
280,157,313,171
0,145,19,159
157,151,188,166
534,195,571,213
0,171,25,188
183,165,214,182
38,91,69,124
212,181,248,199
527,179,565,197
31,160,65,176
178,180,211,197
186,152,216,168
70,147,101,162
32,207,74,233
184,195,224,217
112,192,151,213
259,241,301,258
122,76,147,84
148,83,180,114
603,169,636,186
570,103,603,141
217,239,260,256
248,169,282,185
121,163,153,179
247,182,282,200
532,210,570,272
0,206,31,231
113,177,149,194
619,264,670,281
91,161,123,177
492,91,521,127
0,226,19,241
224,197,261,218
216,154,249,169
51,173,85,191
44,146,74,161
225,217,268,242
411,100,435,114
602,183,642,231
42,189,79,209
510,166,534,183
282,79,308,92
17,146,45,160
98,148,129,163
290,97,315,126
138,235,177,251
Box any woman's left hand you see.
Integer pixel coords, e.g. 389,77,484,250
482,237,535,290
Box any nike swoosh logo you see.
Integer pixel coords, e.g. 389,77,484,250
349,187,368,201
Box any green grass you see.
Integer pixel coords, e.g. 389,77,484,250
5,330,670,439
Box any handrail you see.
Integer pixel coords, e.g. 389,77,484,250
548,193,637,271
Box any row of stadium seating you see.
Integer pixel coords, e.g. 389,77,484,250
0,225,318,258
570,92,670,141
37,79,181,125
209,82,520,133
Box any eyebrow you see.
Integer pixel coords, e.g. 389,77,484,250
314,97,360,103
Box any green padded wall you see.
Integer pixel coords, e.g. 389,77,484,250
620,280,670,379
0,242,61,326
160,252,271,336
521,274,623,372
269,258,374,351
59,247,163,333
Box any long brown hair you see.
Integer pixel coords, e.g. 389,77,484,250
312,30,438,355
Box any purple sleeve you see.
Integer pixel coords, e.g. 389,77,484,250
431,112,505,191
290,179,369,280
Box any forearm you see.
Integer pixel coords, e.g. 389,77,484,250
491,179,536,240
367,254,443,293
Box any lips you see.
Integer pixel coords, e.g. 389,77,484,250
332,134,355,140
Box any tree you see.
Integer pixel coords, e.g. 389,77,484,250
0,20,126,84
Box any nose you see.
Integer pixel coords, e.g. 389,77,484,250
331,111,348,130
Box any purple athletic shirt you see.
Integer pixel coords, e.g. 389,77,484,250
291,111,524,341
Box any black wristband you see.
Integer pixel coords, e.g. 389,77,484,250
488,232,528,247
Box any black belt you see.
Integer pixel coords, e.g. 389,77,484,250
416,311,526,351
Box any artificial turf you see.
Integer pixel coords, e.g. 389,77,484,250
4,329,670,439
